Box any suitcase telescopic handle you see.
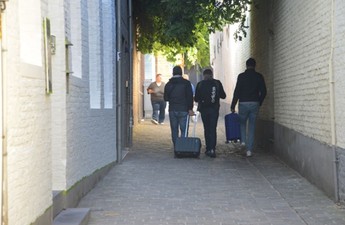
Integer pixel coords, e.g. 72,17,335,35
184,113,198,138
192,112,198,137
184,115,190,138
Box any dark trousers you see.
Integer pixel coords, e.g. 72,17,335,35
200,107,219,151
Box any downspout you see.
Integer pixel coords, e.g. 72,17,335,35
0,2,7,224
116,0,122,163
329,0,339,202
128,0,133,147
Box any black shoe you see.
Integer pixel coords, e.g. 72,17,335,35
209,149,216,158
205,150,211,157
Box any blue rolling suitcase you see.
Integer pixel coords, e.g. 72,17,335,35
174,114,201,158
225,112,241,143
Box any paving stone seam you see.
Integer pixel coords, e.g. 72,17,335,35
245,158,308,225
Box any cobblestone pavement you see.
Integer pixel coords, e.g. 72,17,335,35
78,117,345,225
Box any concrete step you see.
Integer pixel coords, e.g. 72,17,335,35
53,208,90,225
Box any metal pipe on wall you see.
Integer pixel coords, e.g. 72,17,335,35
329,0,339,202
128,0,133,147
1,5,8,224
116,0,122,163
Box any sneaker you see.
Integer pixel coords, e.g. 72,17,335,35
151,119,158,125
240,142,246,149
246,151,252,157
159,122,164,125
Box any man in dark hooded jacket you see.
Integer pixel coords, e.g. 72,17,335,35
164,66,194,147
194,69,226,158
231,58,267,157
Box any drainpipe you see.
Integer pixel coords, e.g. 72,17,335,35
128,0,133,147
0,2,7,224
116,0,122,163
329,0,339,202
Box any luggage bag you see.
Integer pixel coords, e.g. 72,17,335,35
225,112,241,143
174,114,201,158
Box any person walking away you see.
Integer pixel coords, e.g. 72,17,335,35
147,74,167,125
164,66,194,147
230,58,267,157
194,69,226,158
182,74,195,96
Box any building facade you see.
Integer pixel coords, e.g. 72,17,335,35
210,0,345,202
0,0,131,224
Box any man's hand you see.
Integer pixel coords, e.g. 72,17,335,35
188,110,195,116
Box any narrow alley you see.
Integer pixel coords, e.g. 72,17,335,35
78,117,345,225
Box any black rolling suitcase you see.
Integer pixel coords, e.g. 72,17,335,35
174,114,201,158
225,112,241,143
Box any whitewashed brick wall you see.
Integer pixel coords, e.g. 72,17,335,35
66,0,117,189
4,0,118,224
102,0,115,109
6,1,52,224
88,0,102,109
211,0,343,146
334,0,345,149
50,0,68,191
210,27,251,115
210,2,273,120
333,0,345,200
272,1,332,144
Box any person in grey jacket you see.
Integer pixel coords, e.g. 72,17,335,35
164,66,194,147
231,58,267,157
147,74,166,125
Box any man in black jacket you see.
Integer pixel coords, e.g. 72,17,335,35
194,69,226,158
164,66,194,147
231,58,267,157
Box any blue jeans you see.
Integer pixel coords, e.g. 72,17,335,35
169,111,189,146
151,100,166,123
238,102,259,152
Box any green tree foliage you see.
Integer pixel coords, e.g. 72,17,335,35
133,0,251,68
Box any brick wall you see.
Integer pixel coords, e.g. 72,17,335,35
272,0,332,144
50,0,68,191
333,0,345,201
211,0,345,200
4,0,118,224
334,1,345,149
66,0,117,189
5,1,53,224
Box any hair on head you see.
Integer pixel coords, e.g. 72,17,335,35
246,58,256,67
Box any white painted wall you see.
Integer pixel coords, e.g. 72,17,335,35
272,1,332,144
50,0,67,191
65,0,117,189
211,0,345,146
88,0,102,109
211,0,345,200
334,0,345,149
210,23,251,114
3,0,118,223
5,0,53,224
102,0,115,109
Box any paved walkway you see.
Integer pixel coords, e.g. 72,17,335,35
78,117,345,225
